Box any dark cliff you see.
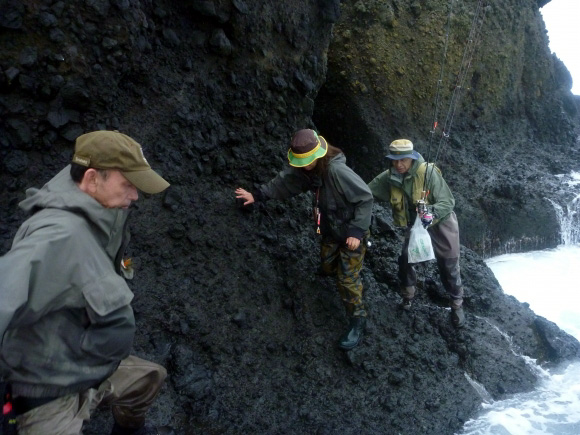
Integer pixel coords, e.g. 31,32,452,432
1,0,580,434
313,0,580,254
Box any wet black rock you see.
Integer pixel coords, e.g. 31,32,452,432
38,11,58,28
5,118,31,146
4,67,20,83
61,124,84,142
0,0,24,29
3,150,29,175
209,29,232,56
47,106,70,129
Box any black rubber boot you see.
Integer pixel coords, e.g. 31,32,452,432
338,317,366,350
451,307,466,328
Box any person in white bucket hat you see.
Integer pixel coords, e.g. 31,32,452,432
369,139,466,328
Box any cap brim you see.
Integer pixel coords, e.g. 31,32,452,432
288,136,328,167
122,169,170,194
387,150,420,160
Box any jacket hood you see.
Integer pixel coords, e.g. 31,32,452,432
18,165,129,244
329,153,346,165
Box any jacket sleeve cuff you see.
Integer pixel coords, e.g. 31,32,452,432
253,189,268,203
347,226,364,240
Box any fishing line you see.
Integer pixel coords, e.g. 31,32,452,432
424,0,489,192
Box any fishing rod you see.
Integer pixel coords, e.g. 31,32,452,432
424,0,454,167
419,0,489,217
419,0,455,218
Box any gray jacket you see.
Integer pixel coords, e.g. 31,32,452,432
257,154,373,241
0,166,135,398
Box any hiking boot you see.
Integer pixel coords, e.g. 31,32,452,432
338,317,366,350
451,307,465,328
400,298,413,311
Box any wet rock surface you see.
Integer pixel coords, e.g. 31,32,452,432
1,1,580,434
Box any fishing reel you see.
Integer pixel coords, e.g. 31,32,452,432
416,198,433,228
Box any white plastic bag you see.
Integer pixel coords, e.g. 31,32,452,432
407,215,435,263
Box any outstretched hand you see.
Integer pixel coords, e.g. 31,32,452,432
235,188,255,206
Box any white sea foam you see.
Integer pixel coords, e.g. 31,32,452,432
460,361,580,434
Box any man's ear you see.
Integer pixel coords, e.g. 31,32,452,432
78,168,99,195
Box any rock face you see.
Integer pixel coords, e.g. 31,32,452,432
313,0,580,254
1,1,579,434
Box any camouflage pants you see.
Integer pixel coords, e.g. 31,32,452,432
320,232,369,317
399,212,463,308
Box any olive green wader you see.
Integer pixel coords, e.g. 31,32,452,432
399,212,463,309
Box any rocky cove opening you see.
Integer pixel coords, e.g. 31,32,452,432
312,83,388,183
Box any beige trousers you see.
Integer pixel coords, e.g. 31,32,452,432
16,356,167,435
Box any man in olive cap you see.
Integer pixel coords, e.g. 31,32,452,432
368,139,465,328
0,131,170,434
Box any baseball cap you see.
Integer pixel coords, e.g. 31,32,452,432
72,130,170,194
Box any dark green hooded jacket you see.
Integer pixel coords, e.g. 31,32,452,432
256,154,373,241
0,166,135,398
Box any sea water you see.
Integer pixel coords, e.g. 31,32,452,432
459,171,580,434
486,245,580,340
459,245,580,435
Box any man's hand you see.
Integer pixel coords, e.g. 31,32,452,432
235,188,255,206
345,237,360,251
